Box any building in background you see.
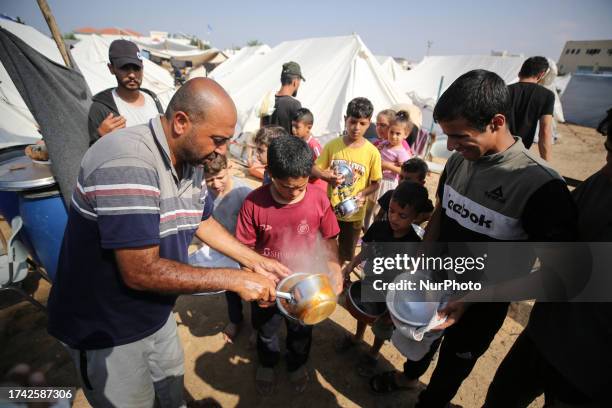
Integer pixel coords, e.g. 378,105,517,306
558,40,612,75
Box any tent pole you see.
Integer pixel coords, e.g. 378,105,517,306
36,0,72,68
429,75,444,133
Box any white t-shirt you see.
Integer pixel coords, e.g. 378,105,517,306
112,90,159,127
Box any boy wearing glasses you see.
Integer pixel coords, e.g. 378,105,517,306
88,39,164,145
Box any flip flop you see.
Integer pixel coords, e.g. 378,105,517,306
289,365,310,393
369,371,419,394
255,366,275,396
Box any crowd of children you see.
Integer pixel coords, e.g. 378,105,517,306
190,95,435,396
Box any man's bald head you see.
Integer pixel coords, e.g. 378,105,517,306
165,78,236,124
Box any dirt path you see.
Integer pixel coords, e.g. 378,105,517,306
0,124,605,408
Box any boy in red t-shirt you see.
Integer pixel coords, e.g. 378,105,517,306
236,136,342,395
291,108,327,191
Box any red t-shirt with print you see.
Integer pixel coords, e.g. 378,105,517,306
236,184,340,271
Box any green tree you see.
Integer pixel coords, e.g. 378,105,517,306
62,32,76,40
246,39,263,47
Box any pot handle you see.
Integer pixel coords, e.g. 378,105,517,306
276,291,295,303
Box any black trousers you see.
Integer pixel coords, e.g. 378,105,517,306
251,302,312,372
403,302,510,408
225,291,243,324
484,330,598,408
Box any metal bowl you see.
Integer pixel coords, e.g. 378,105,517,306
276,273,337,325
334,197,359,218
345,281,387,324
333,162,354,187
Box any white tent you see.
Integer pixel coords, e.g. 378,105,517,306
396,55,525,109
375,55,405,82
561,74,612,128
71,35,176,107
212,34,411,159
209,44,271,81
395,55,568,132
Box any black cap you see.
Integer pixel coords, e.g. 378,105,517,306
281,61,305,81
109,39,143,68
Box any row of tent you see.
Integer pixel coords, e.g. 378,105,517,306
1,18,610,153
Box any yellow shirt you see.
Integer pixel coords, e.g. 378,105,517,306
316,137,382,222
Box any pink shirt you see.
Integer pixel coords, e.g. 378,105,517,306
380,141,412,180
374,138,411,152
236,184,340,270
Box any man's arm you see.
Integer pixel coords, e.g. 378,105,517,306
538,114,553,161
195,217,290,282
114,245,276,302
424,201,442,242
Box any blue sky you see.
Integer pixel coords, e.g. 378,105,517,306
3,0,611,62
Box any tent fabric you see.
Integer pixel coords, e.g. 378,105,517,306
212,34,411,159
209,45,271,81
561,74,612,128
376,55,405,82
395,55,525,109
132,38,228,68
396,55,568,131
71,35,176,108
0,27,91,205
0,19,65,148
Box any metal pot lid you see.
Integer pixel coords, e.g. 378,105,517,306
0,155,56,191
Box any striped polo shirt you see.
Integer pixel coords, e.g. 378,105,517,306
48,116,213,349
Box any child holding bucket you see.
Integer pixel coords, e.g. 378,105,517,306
236,136,342,395
337,181,433,377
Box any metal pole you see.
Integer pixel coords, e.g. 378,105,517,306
36,0,72,68
429,75,444,133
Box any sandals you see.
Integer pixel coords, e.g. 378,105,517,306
289,365,310,393
369,371,419,394
222,322,242,344
356,353,378,377
255,366,275,396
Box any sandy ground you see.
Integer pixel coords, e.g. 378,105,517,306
0,123,606,408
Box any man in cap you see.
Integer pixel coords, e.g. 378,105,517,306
261,61,305,133
87,39,164,145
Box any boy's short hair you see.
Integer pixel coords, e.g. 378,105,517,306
433,69,510,132
293,108,314,125
254,125,288,147
346,97,374,119
203,153,228,176
401,157,428,180
392,181,433,213
519,56,549,79
267,135,314,179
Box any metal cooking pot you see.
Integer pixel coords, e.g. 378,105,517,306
333,162,354,187
276,273,337,325
334,197,359,218
345,281,387,324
